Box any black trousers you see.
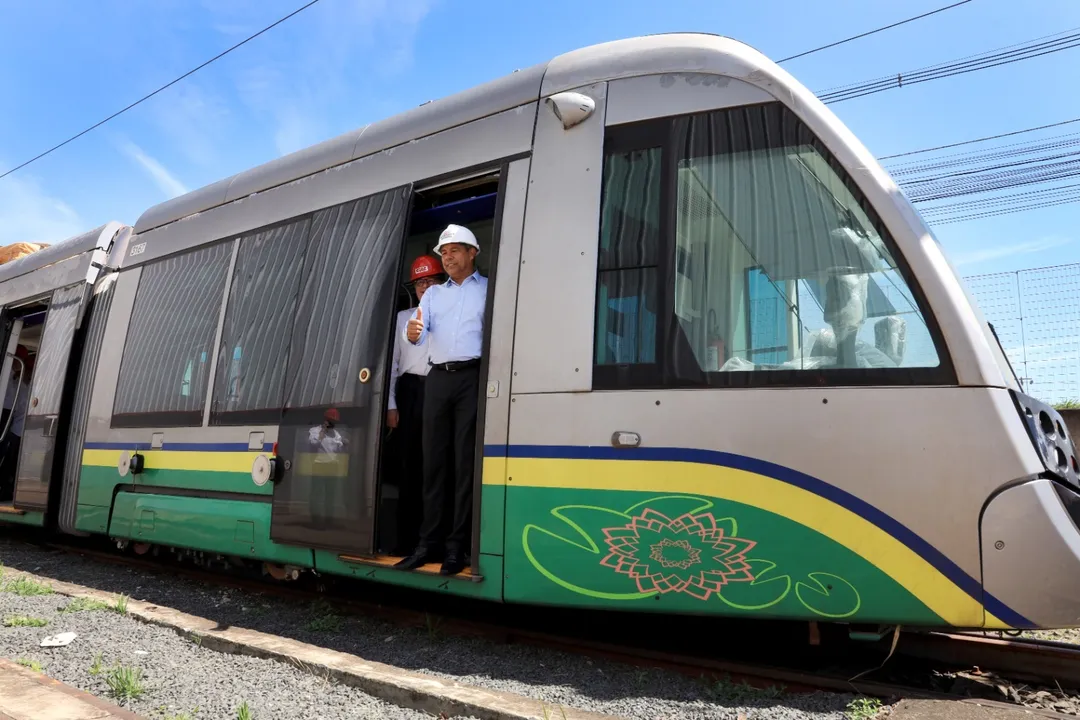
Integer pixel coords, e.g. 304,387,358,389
394,372,425,552
418,365,479,555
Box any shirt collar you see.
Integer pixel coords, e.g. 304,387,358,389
446,270,481,287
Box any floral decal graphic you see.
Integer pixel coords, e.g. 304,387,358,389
600,508,757,600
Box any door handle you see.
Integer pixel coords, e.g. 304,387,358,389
611,431,640,449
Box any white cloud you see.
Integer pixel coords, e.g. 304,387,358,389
118,140,188,199
952,236,1072,267
0,173,82,246
212,0,436,157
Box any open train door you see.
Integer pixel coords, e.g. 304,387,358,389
270,185,412,555
12,283,87,511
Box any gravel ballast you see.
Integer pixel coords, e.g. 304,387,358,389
0,537,862,720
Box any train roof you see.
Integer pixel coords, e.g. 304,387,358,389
134,32,769,235
0,222,126,286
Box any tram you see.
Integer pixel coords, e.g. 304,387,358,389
1,33,1077,631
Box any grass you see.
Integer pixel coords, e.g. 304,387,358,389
16,658,44,672
161,709,199,720
846,696,884,720
2,575,53,596
89,653,104,676
3,614,48,627
539,701,568,719
114,594,129,614
236,701,253,720
304,601,342,633
1054,399,1080,410
61,596,113,613
702,674,786,704
105,662,145,702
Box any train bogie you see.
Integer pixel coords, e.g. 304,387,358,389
2,33,1079,631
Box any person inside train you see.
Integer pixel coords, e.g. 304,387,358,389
386,254,445,555
0,345,32,502
396,224,487,576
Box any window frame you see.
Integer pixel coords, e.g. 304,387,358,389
209,214,314,427
111,239,234,428
592,102,957,391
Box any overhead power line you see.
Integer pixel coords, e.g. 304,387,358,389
816,27,1080,104
0,0,322,182
778,0,974,63
879,115,1080,160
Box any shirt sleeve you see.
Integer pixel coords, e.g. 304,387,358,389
388,312,403,411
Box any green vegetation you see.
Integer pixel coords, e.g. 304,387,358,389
16,658,44,672
1054,399,1080,410
3,614,48,627
539,702,568,720
114,594,129,614
2,575,53,596
846,696,884,720
702,674,786,703
89,653,104,676
236,701,254,720
105,662,145,701
61,596,113,613
304,601,341,633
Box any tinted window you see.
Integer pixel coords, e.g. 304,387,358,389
31,284,83,415
113,242,231,425
673,104,940,374
592,102,952,390
284,192,407,409
211,218,309,423
595,146,661,367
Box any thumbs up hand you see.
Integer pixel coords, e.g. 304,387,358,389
407,307,423,343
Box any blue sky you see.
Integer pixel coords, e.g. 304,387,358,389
1,0,1078,277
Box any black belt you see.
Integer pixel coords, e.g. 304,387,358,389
429,358,480,372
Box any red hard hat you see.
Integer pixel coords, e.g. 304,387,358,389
410,255,442,282
324,407,340,423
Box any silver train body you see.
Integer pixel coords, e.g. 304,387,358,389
0,33,1078,630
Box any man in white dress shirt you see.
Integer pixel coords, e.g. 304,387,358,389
387,254,444,554
397,224,487,576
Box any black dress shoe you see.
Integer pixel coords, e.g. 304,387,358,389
394,550,430,570
440,554,466,576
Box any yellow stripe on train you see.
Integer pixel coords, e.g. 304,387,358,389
81,449,262,474
501,456,990,627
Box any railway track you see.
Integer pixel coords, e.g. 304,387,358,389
7,532,1080,717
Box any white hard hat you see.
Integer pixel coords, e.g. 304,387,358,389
433,224,480,255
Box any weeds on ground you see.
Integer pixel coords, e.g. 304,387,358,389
1055,399,1080,410
114,594,129,614
3,614,48,627
236,701,254,720
16,658,44,671
846,696,884,720
304,601,341,633
539,701,568,719
61,596,113,613
702,674,786,704
89,653,105,676
2,575,53,596
160,708,199,720
424,612,444,640
105,662,145,701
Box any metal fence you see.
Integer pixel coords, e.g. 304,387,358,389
964,263,1080,405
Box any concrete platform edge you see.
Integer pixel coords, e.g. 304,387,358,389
0,568,621,720
0,657,146,720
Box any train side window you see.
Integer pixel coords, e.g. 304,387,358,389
593,102,954,390
671,103,943,380
210,218,310,425
593,128,665,383
112,242,232,427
